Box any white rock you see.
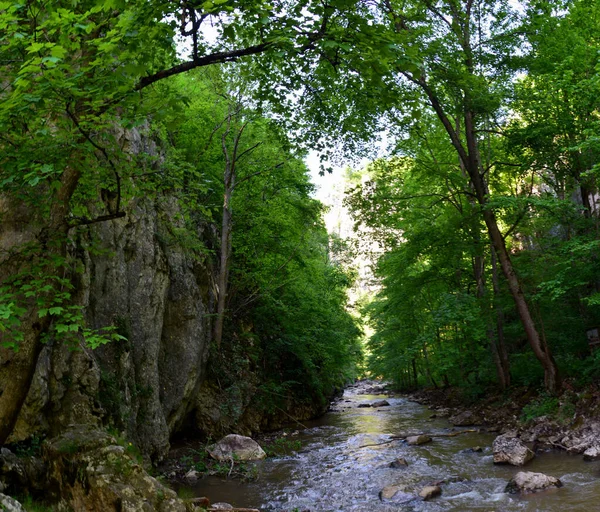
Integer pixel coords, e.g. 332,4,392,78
505,471,562,494
583,445,600,461
493,433,534,466
0,494,25,512
208,434,266,461
184,469,200,482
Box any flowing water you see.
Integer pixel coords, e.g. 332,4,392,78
185,384,600,511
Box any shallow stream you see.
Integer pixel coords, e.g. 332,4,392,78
186,385,600,511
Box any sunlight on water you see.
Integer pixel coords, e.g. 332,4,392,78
187,385,600,511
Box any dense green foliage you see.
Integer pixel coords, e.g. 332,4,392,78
157,71,362,409
345,1,600,393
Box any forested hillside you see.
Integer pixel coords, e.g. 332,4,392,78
344,0,600,397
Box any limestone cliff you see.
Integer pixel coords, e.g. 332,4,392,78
9,196,215,461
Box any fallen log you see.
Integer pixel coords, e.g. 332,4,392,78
390,429,479,440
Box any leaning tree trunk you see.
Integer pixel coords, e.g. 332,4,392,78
462,112,560,393
0,165,81,445
490,246,511,389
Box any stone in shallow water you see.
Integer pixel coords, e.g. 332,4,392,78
419,485,442,500
389,457,409,468
583,445,600,461
208,434,266,461
492,433,534,466
505,471,562,494
449,410,482,426
379,485,414,503
372,400,391,407
406,434,432,445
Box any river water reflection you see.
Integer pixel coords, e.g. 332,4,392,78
187,385,600,511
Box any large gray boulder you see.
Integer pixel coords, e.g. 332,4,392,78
583,445,600,461
208,434,267,461
493,433,534,465
505,471,562,494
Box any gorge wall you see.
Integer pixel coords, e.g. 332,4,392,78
4,192,330,461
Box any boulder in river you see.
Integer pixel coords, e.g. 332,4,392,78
372,400,391,407
379,485,415,503
208,434,267,461
419,485,442,500
505,471,562,494
583,445,600,461
358,403,372,408
407,434,432,445
449,410,482,426
492,433,534,466
389,457,409,468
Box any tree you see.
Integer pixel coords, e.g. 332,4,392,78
290,0,563,392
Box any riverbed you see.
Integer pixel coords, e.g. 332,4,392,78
185,384,600,511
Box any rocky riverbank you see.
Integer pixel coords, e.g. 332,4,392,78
408,384,600,461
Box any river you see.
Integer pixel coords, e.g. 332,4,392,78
185,384,600,511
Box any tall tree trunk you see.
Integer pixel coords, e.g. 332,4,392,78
409,4,561,393
490,246,511,389
462,110,560,393
214,168,234,349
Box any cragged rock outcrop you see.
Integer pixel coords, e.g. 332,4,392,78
505,471,562,494
0,494,25,512
0,448,46,496
43,425,188,511
493,433,534,466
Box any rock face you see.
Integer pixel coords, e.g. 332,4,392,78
5,195,215,462
505,471,562,494
493,433,534,466
208,434,267,461
406,434,432,445
44,425,187,511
